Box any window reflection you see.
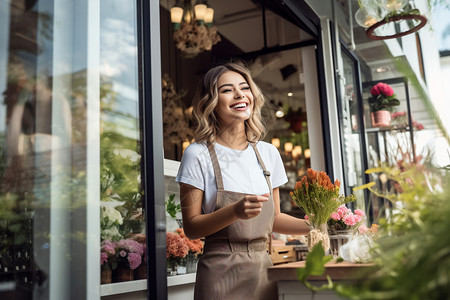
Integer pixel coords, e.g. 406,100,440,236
1,0,87,298
99,0,145,284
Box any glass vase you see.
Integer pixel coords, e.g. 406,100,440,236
307,223,330,252
167,260,177,276
329,230,353,258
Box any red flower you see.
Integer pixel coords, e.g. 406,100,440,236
370,82,394,97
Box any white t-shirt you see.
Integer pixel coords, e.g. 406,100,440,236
175,141,288,213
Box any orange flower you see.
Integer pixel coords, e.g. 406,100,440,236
175,228,204,255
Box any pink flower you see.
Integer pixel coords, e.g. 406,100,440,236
101,252,108,265
413,121,424,130
354,209,365,217
358,224,369,234
354,214,362,223
331,213,340,221
337,205,349,219
127,252,142,269
391,111,406,119
370,82,394,97
304,215,309,221
343,214,357,226
115,239,144,256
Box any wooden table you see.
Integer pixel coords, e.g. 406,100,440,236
268,261,375,300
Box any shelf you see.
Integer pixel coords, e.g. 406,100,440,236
365,126,412,133
100,273,196,296
100,279,147,296
167,273,196,287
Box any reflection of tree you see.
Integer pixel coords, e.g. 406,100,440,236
99,77,144,239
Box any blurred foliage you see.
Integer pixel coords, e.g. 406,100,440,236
297,162,450,299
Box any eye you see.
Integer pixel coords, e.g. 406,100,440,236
221,88,232,93
241,86,250,91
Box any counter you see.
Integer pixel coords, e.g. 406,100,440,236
268,261,374,300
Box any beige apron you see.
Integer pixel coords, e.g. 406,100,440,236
194,142,277,300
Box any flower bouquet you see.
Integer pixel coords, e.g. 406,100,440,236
291,168,355,251
327,206,366,257
175,228,204,273
114,238,144,282
328,205,365,234
166,231,189,276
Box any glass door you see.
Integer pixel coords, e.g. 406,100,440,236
336,45,369,216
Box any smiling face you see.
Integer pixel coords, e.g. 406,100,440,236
215,71,254,127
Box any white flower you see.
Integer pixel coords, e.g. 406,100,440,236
101,226,123,241
101,206,124,227
113,148,141,163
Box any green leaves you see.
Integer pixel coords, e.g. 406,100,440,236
296,241,334,292
165,194,180,219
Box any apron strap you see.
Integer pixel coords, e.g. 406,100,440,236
207,142,225,191
250,142,273,196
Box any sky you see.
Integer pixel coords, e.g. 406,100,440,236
432,3,450,52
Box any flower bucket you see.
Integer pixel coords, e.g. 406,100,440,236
134,264,147,280
101,269,112,284
329,230,353,258
186,257,199,274
114,268,134,282
371,111,391,127
307,224,330,252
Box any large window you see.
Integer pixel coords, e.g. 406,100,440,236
0,0,101,298
0,0,147,298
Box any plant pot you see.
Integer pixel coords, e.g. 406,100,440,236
177,260,187,275
101,269,112,284
307,223,330,252
134,264,147,280
186,257,199,274
329,230,353,258
371,111,391,127
114,268,134,282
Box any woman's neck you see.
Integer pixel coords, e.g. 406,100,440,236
216,123,248,150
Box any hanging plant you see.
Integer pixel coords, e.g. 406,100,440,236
355,0,428,40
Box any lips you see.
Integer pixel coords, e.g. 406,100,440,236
230,102,248,110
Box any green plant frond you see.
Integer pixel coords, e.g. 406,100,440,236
353,182,376,191
364,167,386,174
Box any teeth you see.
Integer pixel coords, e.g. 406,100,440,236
231,103,246,109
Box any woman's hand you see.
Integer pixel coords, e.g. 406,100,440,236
233,193,269,220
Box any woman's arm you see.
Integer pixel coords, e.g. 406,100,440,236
272,187,309,235
179,183,269,239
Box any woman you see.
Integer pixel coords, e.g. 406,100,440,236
175,63,309,300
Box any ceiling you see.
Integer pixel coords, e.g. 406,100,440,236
160,0,443,137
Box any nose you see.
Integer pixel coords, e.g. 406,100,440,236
235,90,245,99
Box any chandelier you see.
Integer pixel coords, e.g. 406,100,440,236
355,0,427,40
170,0,221,58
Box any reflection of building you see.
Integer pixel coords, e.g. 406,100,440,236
1,0,449,299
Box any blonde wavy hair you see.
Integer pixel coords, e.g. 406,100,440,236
192,63,267,144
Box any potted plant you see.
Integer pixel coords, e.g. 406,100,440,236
166,231,189,276
327,205,366,257
290,168,355,252
368,82,400,127
113,238,144,282
100,240,117,284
